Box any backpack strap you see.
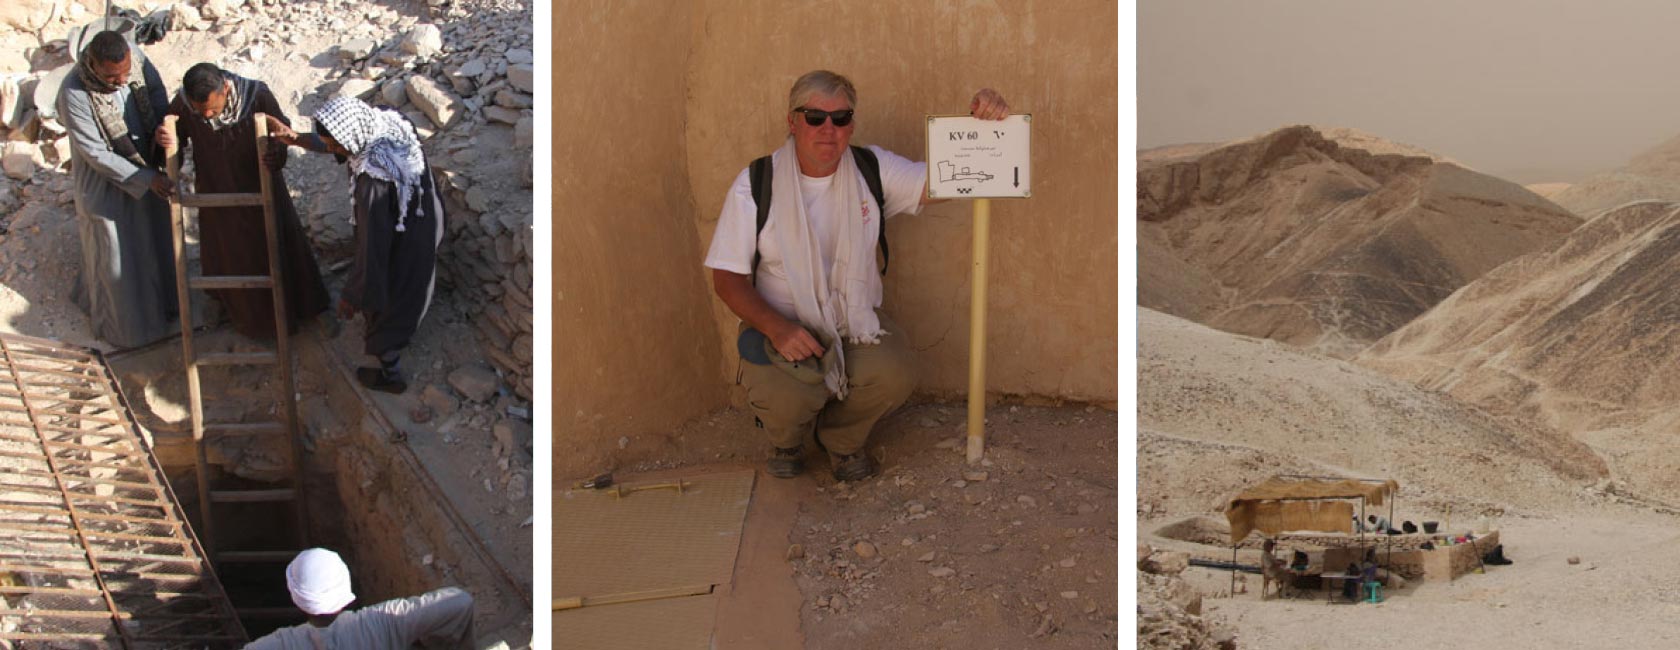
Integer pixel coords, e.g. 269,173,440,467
849,145,889,275
748,155,774,284
748,147,892,280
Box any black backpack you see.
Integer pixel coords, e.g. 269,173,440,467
748,145,890,280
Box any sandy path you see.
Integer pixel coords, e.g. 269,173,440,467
1174,510,1680,649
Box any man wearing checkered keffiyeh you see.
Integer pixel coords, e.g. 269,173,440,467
264,97,445,394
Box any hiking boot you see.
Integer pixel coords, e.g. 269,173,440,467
767,445,804,478
831,452,876,482
356,366,408,394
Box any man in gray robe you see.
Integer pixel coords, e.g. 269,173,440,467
245,548,476,649
56,30,178,349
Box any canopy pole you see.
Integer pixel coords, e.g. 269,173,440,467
1231,544,1237,597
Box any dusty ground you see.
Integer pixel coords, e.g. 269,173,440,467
559,400,1121,648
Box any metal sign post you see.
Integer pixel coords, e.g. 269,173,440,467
926,114,1031,466
965,197,991,465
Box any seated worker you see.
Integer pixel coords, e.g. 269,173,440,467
245,548,475,649
1259,539,1293,599
1367,515,1401,535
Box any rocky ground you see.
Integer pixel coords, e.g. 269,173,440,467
564,401,1122,648
0,0,532,646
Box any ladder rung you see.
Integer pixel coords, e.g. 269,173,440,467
209,489,295,503
216,550,297,563
235,607,305,619
178,192,264,208
196,351,277,366
189,276,273,290
204,422,285,438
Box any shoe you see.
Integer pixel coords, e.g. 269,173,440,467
767,445,804,478
357,366,408,394
831,452,876,482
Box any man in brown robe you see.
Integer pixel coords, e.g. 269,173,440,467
156,63,329,339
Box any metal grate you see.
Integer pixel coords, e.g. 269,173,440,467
0,333,246,648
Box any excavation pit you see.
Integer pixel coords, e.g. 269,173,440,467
0,331,531,646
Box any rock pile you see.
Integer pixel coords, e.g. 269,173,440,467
1136,544,1236,650
165,0,537,400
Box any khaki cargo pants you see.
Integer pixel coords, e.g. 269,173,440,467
740,312,916,456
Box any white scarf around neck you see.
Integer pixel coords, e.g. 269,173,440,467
769,136,886,398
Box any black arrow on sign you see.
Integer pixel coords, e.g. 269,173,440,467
1013,167,1019,188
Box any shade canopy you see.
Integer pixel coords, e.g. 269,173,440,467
1225,476,1399,544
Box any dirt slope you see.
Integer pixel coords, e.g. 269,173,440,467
1139,126,1581,357
1359,200,1680,504
1138,308,1602,524
1551,133,1680,217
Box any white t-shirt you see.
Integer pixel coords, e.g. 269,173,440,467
704,145,927,320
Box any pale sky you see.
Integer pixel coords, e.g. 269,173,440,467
1138,0,1680,184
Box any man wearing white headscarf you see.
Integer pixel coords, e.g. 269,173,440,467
704,70,1010,482
265,97,445,394
245,548,476,649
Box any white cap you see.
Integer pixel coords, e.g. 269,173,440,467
284,548,356,616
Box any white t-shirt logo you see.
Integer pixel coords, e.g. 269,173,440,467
861,200,872,226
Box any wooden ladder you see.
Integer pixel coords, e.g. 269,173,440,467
161,113,308,595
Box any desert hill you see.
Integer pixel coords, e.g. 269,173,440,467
1138,307,1603,524
1359,200,1680,504
1139,125,1581,357
1549,133,1680,217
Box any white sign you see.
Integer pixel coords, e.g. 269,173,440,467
925,114,1031,199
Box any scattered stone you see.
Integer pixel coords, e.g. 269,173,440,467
506,470,529,501
2,142,42,180
506,63,534,93
492,418,533,460
409,405,432,423
447,365,500,402
495,89,533,109
405,75,463,128
1142,551,1190,575
1016,495,1037,508
978,543,998,553
1060,590,1079,599
900,537,916,547
335,79,377,100
617,436,629,450
1076,503,1096,515
401,24,444,57
1568,556,1581,565
786,544,804,560
484,106,522,125
456,58,488,79
929,567,956,578
853,541,877,559
513,116,533,149
935,437,960,449
917,551,936,563
381,78,409,107
337,38,377,61
1059,557,1077,568
505,48,533,64
906,502,925,515
421,384,459,416
828,593,847,612
962,470,989,482
953,480,967,489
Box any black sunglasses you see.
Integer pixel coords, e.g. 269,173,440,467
792,107,854,127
